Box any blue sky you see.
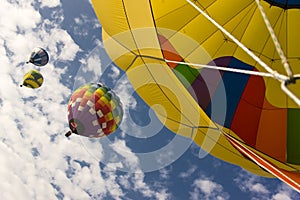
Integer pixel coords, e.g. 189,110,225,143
0,0,299,199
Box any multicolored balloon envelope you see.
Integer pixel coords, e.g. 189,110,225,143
66,83,123,138
20,69,44,89
91,0,300,192
26,47,49,67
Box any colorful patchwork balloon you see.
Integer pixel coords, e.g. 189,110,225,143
66,83,123,138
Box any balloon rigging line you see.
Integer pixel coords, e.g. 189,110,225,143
222,131,300,193
220,129,300,172
137,54,273,77
131,54,273,78
255,0,294,79
164,59,274,78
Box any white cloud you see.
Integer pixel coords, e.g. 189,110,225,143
234,171,269,194
108,65,121,80
73,14,100,37
46,28,81,62
0,0,125,199
179,165,197,178
252,182,269,194
0,1,42,66
271,184,299,200
119,174,131,189
233,170,300,200
132,171,171,200
110,139,140,169
0,1,41,33
190,176,229,200
38,0,61,8
155,189,170,200
272,193,292,200
159,167,171,179
76,51,102,86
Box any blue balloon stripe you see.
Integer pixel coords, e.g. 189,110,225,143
205,57,254,128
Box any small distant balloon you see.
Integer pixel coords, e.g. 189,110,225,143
66,83,123,138
26,47,49,67
20,69,44,89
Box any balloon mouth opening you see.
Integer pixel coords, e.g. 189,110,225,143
68,118,84,135
26,58,34,64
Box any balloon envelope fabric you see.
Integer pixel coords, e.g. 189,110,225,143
91,0,300,181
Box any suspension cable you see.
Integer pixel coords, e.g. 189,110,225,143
165,59,274,78
255,0,294,79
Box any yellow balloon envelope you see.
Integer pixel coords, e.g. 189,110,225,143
21,69,44,89
92,0,300,191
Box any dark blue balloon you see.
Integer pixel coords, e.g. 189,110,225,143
27,47,49,67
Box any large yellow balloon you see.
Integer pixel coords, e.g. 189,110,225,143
91,0,300,183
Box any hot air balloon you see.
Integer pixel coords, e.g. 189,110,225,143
91,0,300,191
66,83,123,138
20,69,44,89
26,47,49,67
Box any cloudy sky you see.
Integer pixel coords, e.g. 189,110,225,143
0,0,300,199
